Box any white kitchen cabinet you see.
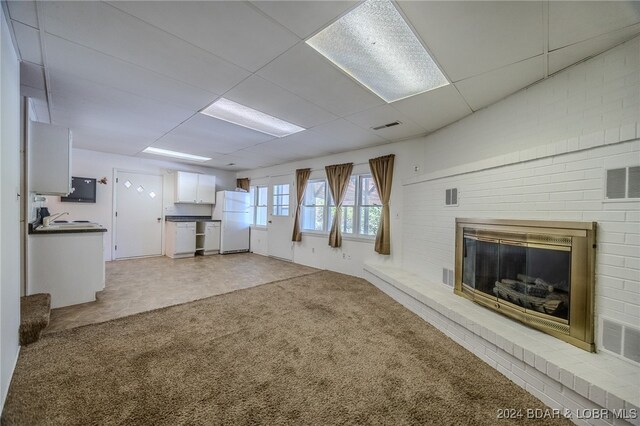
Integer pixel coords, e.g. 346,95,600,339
29,121,72,195
28,231,105,308
196,221,220,255
165,221,196,258
197,174,217,204
174,171,216,204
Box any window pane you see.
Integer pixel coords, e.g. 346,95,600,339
302,206,324,231
304,180,326,206
360,175,381,206
342,206,354,234
248,186,256,225
343,177,356,206
272,184,290,216
257,186,268,206
359,206,381,235
256,206,267,226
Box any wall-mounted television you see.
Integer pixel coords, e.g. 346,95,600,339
61,177,96,203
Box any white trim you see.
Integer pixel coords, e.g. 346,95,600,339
403,136,639,187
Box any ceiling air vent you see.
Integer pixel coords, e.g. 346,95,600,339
372,121,401,131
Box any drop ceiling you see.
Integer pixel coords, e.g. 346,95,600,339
5,0,640,170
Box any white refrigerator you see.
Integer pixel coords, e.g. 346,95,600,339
212,190,251,254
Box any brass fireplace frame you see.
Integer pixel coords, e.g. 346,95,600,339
454,218,597,352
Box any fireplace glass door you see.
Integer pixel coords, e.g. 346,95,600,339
462,234,571,322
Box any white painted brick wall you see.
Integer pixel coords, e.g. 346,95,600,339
401,37,640,357
402,139,639,351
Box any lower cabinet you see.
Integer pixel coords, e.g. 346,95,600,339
28,232,105,308
165,222,196,258
197,222,220,255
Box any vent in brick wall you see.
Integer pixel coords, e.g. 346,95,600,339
445,188,458,206
606,166,640,199
624,326,640,363
602,319,623,354
442,268,454,286
602,319,640,364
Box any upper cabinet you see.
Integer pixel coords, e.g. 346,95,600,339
175,171,216,204
29,121,72,195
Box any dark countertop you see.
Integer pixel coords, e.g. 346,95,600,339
165,216,220,222
28,222,107,235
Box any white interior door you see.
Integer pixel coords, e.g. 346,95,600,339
114,171,163,259
267,175,294,261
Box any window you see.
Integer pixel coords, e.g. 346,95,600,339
359,175,381,236
249,185,268,226
302,180,326,231
272,184,290,216
301,174,380,238
328,176,356,234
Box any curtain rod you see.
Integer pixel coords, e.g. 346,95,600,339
242,161,370,180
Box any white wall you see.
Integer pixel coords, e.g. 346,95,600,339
0,6,21,409
400,37,639,358
241,36,639,359
39,148,237,261
242,140,424,277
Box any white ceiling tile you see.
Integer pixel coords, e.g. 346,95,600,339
398,1,544,82
455,55,545,111
311,119,387,150
345,105,426,141
159,114,276,155
548,24,640,75
152,133,255,157
20,61,45,90
107,1,300,72
11,20,42,64
250,1,358,39
70,127,153,156
40,1,250,94
44,34,217,111
233,143,290,164
549,1,640,51
391,85,472,133
48,70,194,136
257,43,385,117
6,1,39,28
224,75,337,129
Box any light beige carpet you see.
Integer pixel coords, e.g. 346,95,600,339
2,270,569,425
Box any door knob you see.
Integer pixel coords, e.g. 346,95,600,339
268,220,272,223
157,218,161,222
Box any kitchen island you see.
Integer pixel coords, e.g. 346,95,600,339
28,223,107,308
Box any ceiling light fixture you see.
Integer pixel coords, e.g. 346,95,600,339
306,0,449,103
200,98,305,138
142,147,211,162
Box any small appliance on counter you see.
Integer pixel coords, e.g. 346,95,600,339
35,207,50,226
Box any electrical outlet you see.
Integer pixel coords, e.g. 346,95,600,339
342,253,346,259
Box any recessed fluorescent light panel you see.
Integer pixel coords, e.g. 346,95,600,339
142,147,211,162
200,98,305,138
306,0,449,103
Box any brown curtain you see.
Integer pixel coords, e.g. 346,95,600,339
369,154,395,255
292,168,311,242
236,178,250,191
325,162,354,248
